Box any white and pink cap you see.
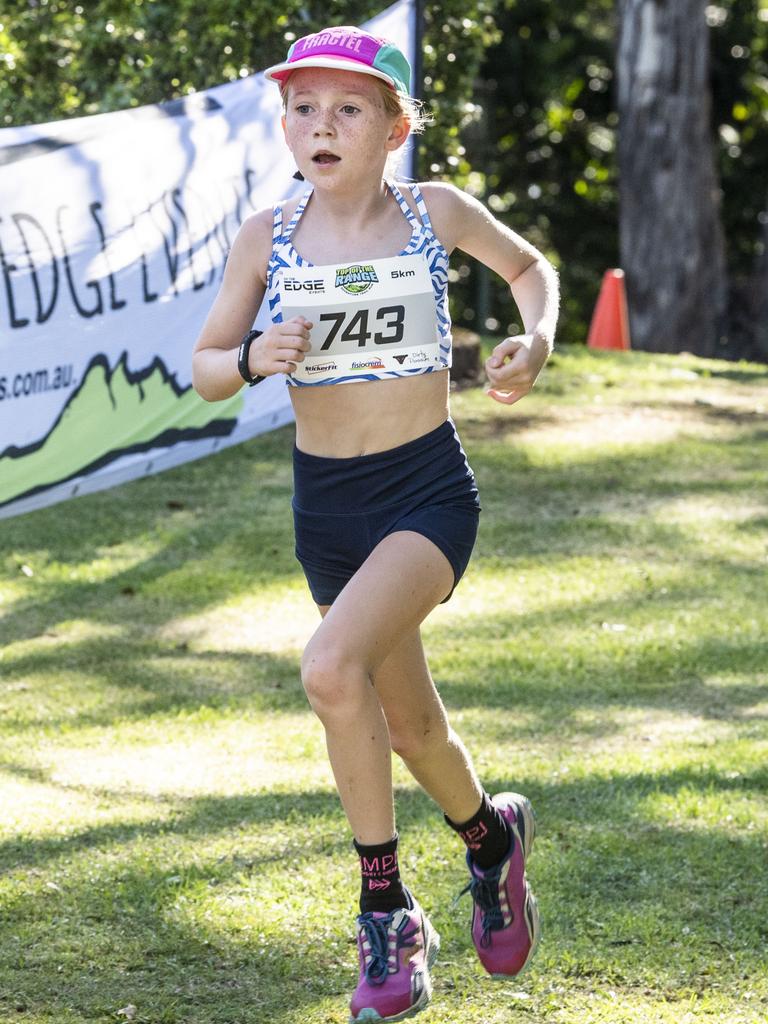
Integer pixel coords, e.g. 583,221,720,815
264,26,412,96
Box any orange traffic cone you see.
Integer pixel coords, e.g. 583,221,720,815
587,269,631,351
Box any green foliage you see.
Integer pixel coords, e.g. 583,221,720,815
1,1,766,358
447,0,768,353
0,1,374,124
447,0,618,345
416,0,501,175
0,0,493,152
710,0,768,276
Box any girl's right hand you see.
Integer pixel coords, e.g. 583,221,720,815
249,316,313,377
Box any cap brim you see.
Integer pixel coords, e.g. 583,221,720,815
264,56,400,92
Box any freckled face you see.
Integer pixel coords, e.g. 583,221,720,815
282,68,402,184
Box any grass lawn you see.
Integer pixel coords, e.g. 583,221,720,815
1,344,767,1024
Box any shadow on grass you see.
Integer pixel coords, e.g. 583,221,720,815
702,366,768,384
1,598,765,744
2,419,765,662
1,642,307,731
2,846,352,1023
1,764,766,876
1,550,765,738
0,788,349,875
430,576,768,729
471,421,766,498
1,770,766,1022
0,426,301,648
737,514,768,534
502,770,768,985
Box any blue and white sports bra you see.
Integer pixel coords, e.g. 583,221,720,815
266,181,452,387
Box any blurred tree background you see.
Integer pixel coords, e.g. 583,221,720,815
1,0,766,358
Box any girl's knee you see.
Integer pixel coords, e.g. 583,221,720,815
301,641,368,717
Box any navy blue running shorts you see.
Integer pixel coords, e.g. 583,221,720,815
292,418,481,606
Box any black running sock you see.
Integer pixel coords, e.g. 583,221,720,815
354,834,410,915
445,791,512,870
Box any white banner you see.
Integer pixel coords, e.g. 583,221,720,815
0,0,415,519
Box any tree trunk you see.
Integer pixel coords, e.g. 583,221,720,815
756,194,768,361
616,0,728,357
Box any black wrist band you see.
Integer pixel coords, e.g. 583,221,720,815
237,329,266,386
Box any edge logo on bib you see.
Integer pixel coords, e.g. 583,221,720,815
335,264,379,295
285,277,325,293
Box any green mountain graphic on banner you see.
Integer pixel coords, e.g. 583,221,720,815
0,353,243,508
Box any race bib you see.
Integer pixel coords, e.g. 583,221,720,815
280,254,442,384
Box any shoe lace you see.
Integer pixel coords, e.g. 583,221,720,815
457,865,504,949
358,912,417,985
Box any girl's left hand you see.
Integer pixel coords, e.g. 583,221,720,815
484,332,551,406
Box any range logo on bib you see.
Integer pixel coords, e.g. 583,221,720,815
335,264,379,295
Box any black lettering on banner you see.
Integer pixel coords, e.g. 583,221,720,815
57,205,104,318
89,202,127,311
12,213,59,323
0,167,268,330
230,176,244,228
318,304,406,350
0,364,75,403
13,369,47,398
131,212,159,304
189,185,228,287
52,364,73,389
243,169,263,215
170,190,205,293
0,217,31,328
160,191,182,297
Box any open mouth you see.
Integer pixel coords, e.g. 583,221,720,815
312,151,340,165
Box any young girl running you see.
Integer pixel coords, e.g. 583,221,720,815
193,25,559,1023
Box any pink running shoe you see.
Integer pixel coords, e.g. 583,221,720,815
462,792,540,978
349,898,440,1023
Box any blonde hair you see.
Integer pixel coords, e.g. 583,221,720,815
375,80,432,135
377,83,432,178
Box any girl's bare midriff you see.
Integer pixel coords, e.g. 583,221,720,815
291,368,450,457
